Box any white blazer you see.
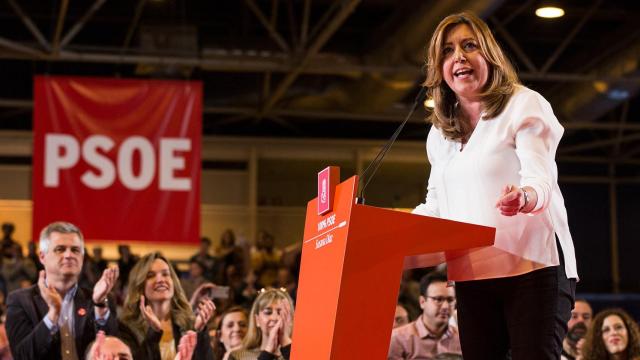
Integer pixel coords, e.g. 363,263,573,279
413,85,578,281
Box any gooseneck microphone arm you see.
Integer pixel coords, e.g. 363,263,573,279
355,86,427,205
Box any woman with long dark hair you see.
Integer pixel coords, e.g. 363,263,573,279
582,308,640,360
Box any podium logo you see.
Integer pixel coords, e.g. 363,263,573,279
320,179,327,203
318,166,335,215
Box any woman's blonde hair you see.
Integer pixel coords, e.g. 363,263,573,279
119,252,195,343
242,288,295,350
424,11,520,141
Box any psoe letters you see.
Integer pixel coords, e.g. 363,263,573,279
44,133,192,191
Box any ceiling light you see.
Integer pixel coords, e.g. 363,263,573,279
535,6,565,18
593,81,609,94
607,89,630,100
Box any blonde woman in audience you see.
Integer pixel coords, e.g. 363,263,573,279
581,308,640,360
228,288,293,360
119,252,215,360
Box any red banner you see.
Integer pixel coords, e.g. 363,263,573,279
32,76,202,244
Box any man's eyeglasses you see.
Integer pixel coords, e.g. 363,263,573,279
427,296,456,305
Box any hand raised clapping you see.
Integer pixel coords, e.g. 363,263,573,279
194,298,215,332
37,270,62,322
278,299,292,347
261,299,293,354
92,266,119,305
139,295,162,332
174,330,197,360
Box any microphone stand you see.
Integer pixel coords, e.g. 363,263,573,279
355,87,427,205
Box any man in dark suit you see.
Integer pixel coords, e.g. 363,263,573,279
6,221,119,360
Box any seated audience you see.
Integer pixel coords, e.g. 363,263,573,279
0,224,21,261
562,299,593,360
1,243,36,294
214,306,249,360
582,308,640,360
6,221,119,360
273,267,296,302
388,271,461,359
226,267,258,310
86,330,197,360
228,288,293,360
119,252,215,360
191,237,218,283
80,250,100,289
250,232,282,288
85,331,133,360
394,304,410,329
215,230,245,283
397,269,422,321
0,312,10,360
117,245,138,292
182,259,208,300
27,242,44,275
91,247,109,279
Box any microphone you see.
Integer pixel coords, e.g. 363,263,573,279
355,86,427,205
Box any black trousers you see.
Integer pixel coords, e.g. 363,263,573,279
455,242,576,360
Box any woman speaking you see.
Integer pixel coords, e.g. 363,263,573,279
413,11,578,359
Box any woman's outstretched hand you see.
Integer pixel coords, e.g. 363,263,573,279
495,185,523,216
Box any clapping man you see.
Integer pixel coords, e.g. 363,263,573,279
6,221,119,360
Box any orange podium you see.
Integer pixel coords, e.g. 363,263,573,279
290,170,495,359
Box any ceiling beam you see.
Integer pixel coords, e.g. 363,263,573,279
2,45,640,84
7,0,51,52
122,0,147,51
260,0,361,116
2,97,639,133
558,156,640,165
557,176,640,185
559,132,640,155
299,0,311,49
501,0,534,26
244,0,291,53
51,0,70,55
613,101,629,156
60,0,108,50
490,16,538,72
540,0,601,73
0,37,46,58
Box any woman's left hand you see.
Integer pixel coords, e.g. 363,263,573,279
495,185,523,216
174,330,197,360
194,298,216,332
262,317,283,354
278,299,292,347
